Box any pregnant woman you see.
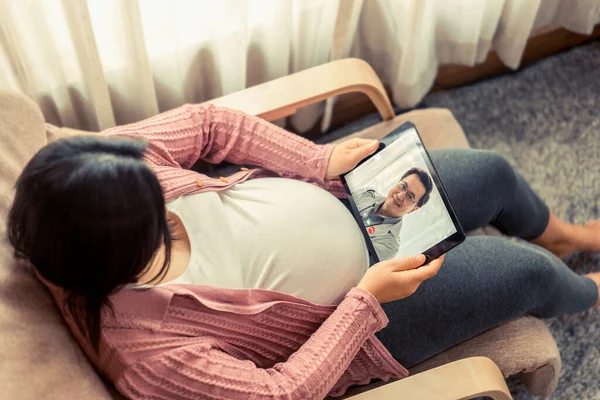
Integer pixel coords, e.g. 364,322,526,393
8,105,600,399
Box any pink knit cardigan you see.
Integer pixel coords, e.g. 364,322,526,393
44,104,409,399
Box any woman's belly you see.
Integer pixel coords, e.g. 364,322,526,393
220,178,369,305
169,178,369,305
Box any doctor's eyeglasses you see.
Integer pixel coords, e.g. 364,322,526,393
396,181,417,205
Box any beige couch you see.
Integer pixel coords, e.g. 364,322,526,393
0,59,561,399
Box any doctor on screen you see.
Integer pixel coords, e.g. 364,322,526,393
354,167,433,261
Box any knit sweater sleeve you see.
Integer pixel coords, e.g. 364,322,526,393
116,288,388,400
104,103,340,187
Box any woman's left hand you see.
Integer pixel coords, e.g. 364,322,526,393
325,138,379,180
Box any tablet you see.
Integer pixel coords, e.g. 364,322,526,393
341,121,465,265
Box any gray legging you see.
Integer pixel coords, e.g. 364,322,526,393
371,148,598,368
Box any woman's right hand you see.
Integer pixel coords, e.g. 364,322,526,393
357,254,444,303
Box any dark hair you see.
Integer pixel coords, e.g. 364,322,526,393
7,135,172,351
401,167,433,207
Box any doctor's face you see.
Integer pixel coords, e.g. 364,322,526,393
379,174,426,218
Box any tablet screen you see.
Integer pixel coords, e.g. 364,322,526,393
343,126,458,262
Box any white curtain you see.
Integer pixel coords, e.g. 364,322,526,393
354,0,600,109
1,0,598,133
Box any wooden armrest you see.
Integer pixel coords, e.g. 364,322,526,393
345,357,512,400
203,58,394,122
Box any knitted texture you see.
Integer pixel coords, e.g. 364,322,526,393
103,286,408,399
103,104,346,200
42,105,408,399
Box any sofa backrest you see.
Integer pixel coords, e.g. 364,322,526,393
0,89,114,400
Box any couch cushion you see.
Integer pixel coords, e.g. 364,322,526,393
0,89,112,400
410,315,561,397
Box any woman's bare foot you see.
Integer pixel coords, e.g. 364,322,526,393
585,272,600,306
542,240,576,259
533,216,600,258
558,219,600,257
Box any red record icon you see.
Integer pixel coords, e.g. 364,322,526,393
367,226,375,234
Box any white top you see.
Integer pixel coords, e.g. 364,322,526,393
166,177,369,305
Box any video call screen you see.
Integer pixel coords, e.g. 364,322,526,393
344,127,457,262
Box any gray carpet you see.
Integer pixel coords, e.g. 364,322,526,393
326,41,600,399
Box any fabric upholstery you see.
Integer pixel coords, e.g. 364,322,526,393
409,316,561,397
0,90,114,399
